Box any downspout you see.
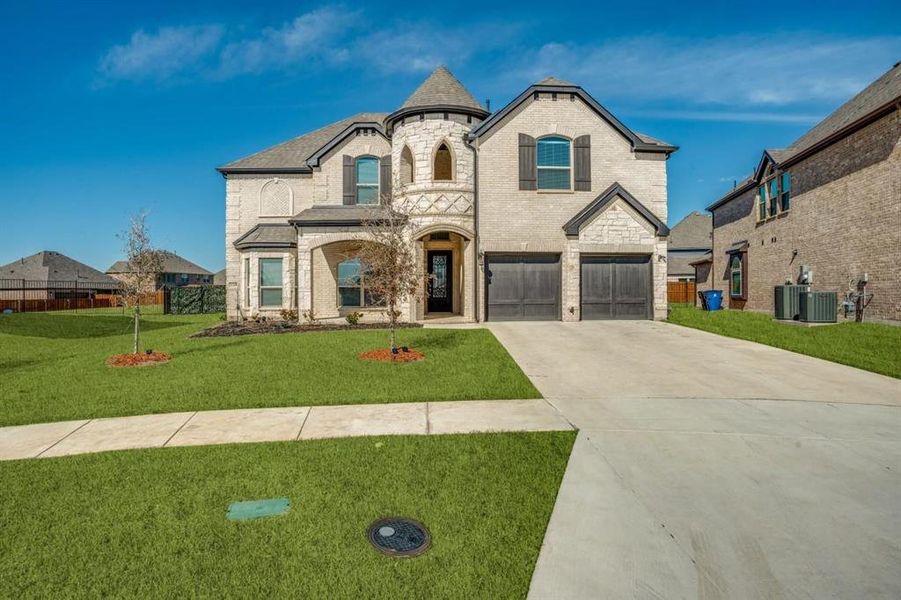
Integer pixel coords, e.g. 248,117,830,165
466,134,480,322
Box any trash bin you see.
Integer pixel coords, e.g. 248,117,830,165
702,290,723,311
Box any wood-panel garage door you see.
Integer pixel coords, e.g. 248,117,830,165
581,255,651,320
486,254,560,321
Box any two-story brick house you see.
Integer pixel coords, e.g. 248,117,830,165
219,67,676,322
698,62,900,321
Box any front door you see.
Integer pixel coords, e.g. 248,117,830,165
427,250,453,313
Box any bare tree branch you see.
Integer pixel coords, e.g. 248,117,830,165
117,211,164,353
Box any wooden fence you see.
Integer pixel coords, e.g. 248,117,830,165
667,281,697,304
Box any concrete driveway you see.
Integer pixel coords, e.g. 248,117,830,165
488,321,901,599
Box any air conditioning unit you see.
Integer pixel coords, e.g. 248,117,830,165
774,285,810,320
799,291,837,323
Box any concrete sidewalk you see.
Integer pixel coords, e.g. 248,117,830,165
0,399,573,461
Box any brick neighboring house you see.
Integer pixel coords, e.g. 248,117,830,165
219,66,677,322
106,251,214,291
667,212,711,282
698,62,901,322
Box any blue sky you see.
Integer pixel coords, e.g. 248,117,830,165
1,1,899,272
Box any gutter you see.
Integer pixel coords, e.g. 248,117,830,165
466,134,481,322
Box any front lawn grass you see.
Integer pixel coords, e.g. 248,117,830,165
0,431,575,598
668,304,901,378
0,312,539,426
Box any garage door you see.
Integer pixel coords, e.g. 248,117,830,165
486,254,560,321
581,256,651,320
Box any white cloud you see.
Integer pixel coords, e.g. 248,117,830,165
98,25,224,82
514,35,901,108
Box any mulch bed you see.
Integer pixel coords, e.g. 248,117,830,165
191,320,423,338
107,352,171,368
358,348,425,363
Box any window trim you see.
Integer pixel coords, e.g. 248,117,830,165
729,253,744,299
243,257,251,307
355,155,380,205
258,258,284,308
536,135,573,191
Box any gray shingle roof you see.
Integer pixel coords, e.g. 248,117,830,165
212,269,226,285
781,62,901,162
668,212,712,249
232,224,297,250
0,251,119,284
667,253,705,277
107,251,211,276
536,76,576,87
219,112,388,171
288,205,387,227
400,66,484,111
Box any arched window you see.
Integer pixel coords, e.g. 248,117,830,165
536,136,571,190
433,142,453,181
400,146,414,185
355,156,379,204
260,179,292,215
337,258,380,307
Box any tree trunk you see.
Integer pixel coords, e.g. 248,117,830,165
388,299,397,351
133,305,141,353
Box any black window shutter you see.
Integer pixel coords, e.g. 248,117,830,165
379,155,392,203
342,155,356,205
518,133,536,190
574,135,591,191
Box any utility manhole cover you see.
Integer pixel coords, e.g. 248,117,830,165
367,517,431,557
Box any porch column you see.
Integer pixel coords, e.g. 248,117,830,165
297,239,312,313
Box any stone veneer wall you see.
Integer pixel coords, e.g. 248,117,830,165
710,110,901,321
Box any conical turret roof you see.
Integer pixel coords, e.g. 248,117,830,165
400,66,484,110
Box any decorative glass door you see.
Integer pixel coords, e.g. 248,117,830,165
427,250,453,313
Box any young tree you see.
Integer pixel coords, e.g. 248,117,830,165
352,198,423,352
118,212,164,354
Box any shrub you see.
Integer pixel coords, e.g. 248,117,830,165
168,286,226,314
280,309,298,322
345,311,363,325
301,309,318,324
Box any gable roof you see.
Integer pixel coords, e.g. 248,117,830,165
563,183,670,237
668,212,712,249
218,112,389,173
0,251,119,284
709,61,901,211
401,66,485,111
469,80,677,154
107,251,211,276
212,269,226,285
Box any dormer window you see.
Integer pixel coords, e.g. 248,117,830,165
536,136,571,190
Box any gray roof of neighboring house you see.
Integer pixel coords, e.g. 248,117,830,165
212,269,226,285
668,253,703,276
0,251,119,284
288,205,392,227
782,61,900,162
536,76,576,87
107,251,212,276
668,212,712,250
219,112,389,172
232,224,297,250
400,65,484,111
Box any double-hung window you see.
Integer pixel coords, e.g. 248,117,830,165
757,185,767,221
780,172,791,211
337,258,379,307
768,178,778,217
536,136,571,190
243,258,250,306
729,254,743,298
259,258,283,307
355,157,379,204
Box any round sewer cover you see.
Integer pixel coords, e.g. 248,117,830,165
367,517,431,557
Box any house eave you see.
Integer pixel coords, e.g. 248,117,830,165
562,182,670,237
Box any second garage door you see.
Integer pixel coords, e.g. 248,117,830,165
486,254,560,321
581,255,651,320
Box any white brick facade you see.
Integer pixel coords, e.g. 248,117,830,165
223,71,673,323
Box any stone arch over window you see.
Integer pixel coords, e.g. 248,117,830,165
400,145,414,185
260,179,293,216
433,141,454,182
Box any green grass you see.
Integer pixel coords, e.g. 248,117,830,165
0,312,539,426
668,304,901,378
0,431,575,599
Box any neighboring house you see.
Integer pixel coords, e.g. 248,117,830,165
0,250,119,300
698,62,901,321
219,66,676,322
212,269,226,285
667,212,711,282
107,251,214,290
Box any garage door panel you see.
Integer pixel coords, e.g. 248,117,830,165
581,256,650,320
487,254,560,321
